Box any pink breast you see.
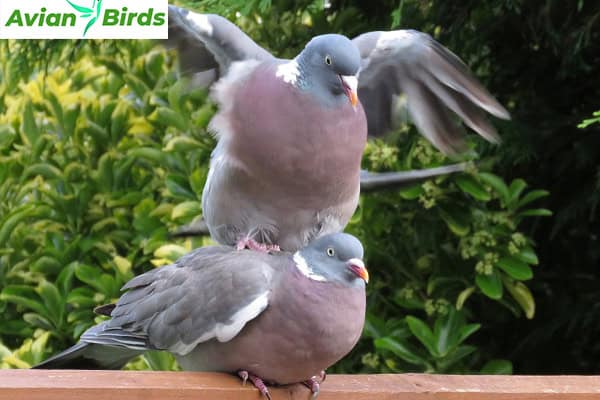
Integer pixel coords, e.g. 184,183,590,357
227,65,368,203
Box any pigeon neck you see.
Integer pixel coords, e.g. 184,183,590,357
275,57,307,89
293,251,327,282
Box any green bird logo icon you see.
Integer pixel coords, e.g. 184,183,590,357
66,0,103,36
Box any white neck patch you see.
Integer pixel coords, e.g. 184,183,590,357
275,59,300,85
293,252,327,282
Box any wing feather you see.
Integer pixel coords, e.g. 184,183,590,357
167,5,273,83
80,246,279,356
353,30,509,153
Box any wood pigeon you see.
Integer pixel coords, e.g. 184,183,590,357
166,6,509,252
33,233,368,398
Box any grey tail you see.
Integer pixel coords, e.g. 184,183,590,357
360,163,467,193
32,341,142,370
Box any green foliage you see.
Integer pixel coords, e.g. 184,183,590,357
0,39,214,367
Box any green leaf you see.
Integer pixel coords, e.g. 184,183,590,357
123,73,151,99
508,178,527,205
75,264,119,297
142,351,179,371
438,205,470,236
154,244,187,261
516,189,549,209
0,205,36,246
150,107,188,131
164,136,204,152
504,279,535,319
434,309,462,356
23,313,54,331
406,316,438,357
37,280,64,326
374,337,427,366
398,184,424,200
455,175,491,201
21,101,40,145
515,246,539,265
31,256,62,275
457,323,481,344
0,125,16,149
171,201,202,221
0,286,47,316
166,174,196,200
476,270,503,299
518,208,553,217
481,359,513,374
456,286,475,310
128,147,167,166
496,256,533,280
478,172,509,203
67,287,97,308
21,163,63,181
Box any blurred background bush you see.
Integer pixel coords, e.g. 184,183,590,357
0,0,598,374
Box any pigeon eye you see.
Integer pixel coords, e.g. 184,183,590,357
326,247,335,257
324,55,332,65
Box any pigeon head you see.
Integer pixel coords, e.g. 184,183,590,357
297,34,361,107
295,233,368,286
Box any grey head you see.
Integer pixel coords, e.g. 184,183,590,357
295,34,361,107
296,232,368,288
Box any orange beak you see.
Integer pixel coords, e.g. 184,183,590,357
340,75,359,107
348,258,369,283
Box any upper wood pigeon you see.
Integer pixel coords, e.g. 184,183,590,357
34,233,368,398
166,6,509,252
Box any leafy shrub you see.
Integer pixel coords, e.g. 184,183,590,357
0,39,212,368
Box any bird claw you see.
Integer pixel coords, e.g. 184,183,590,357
317,370,326,383
237,370,249,386
236,238,280,253
302,376,322,399
237,370,272,399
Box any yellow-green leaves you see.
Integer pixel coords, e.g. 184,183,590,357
0,39,211,366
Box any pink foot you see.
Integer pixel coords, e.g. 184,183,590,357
238,370,272,400
302,371,326,398
236,237,280,253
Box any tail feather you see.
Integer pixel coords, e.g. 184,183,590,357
32,341,142,370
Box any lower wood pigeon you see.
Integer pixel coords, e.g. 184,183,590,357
167,6,509,252
34,233,369,398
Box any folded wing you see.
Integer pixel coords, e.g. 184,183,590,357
82,247,276,356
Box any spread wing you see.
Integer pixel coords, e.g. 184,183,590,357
353,30,510,154
166,5,274,86
81,246,279,355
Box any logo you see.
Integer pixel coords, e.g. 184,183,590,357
0,0,167,39
66,0,103,36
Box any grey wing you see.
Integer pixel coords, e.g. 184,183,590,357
353,31,510,154
82,246,277,356
167,5,273,85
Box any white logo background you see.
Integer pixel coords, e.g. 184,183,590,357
0,0,168,39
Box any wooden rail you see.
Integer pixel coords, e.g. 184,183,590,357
1,370,600,400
